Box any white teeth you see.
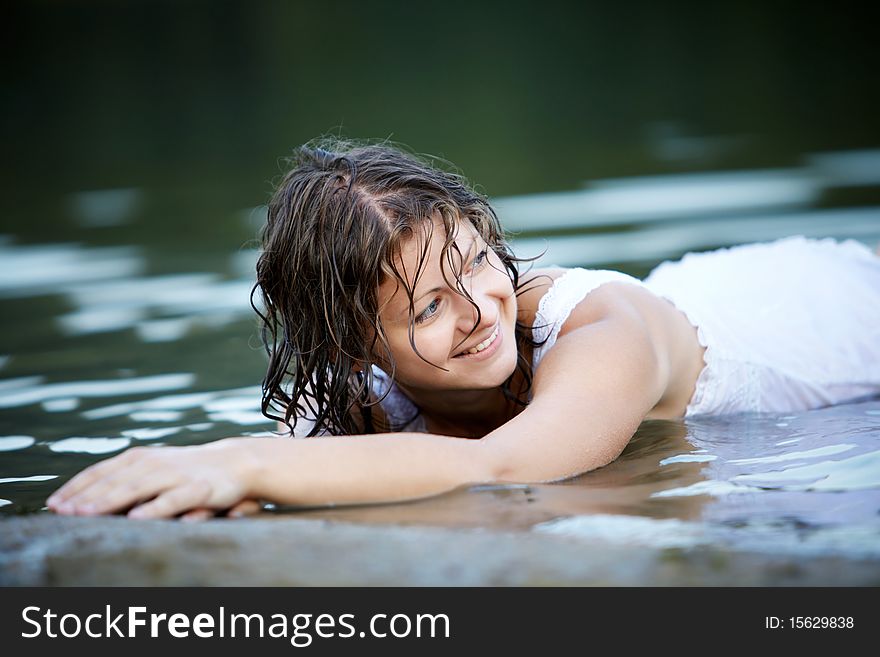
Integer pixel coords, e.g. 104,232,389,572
462,327,498,355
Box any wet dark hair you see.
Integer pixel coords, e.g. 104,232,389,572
251,137,546,436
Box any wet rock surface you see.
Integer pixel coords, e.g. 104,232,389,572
2,514,879,586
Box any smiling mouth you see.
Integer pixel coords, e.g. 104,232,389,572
454,325,500,357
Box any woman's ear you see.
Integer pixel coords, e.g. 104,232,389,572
352,362,363,373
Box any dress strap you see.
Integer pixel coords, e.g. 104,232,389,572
370,366,426,432
291,366,425,437
532,268,645,371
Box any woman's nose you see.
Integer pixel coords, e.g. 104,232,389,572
454,290,497,335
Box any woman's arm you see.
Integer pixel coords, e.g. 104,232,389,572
483,283,669,482
245,431,492,507
47,283,671,518
46,429,493,518
249,284,668,503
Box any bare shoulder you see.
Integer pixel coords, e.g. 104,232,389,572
516,267,671,344
517,266,692,343
515,266,705,418
551,278,707,419
518,267,671,336
556,279,670,339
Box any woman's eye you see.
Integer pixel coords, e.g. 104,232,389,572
472,249,489,270
416,298,441,324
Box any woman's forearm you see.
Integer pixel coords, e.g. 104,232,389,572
47,430,500,518
233,432,497,507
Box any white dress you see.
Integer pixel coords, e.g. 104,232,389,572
294,235,880,436
532,235,880,417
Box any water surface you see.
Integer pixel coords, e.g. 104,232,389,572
1,154,878,562
3,3,880,565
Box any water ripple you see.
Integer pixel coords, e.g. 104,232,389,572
733,450,880,492
0,373,194,409
48,437,131,454
0,436,36,451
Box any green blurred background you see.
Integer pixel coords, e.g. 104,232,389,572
5,0,879,236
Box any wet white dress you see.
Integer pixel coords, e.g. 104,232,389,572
532,235,880,417
294,235,880,436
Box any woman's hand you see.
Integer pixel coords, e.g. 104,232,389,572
46,438,260,520
179,499,264,522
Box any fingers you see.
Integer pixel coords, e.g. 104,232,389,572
179,508,215,522
128,481,212,520
46,442,253,520
227,499,262,517
51,465,178,516
47,449,143,509
179,499,263,522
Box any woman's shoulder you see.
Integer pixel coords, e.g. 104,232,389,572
523,266,692,343
521,265,708,418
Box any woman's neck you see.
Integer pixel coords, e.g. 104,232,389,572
399,365,530,439
420,389,517,438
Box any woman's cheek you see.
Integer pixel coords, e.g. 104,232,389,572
421,321,453,360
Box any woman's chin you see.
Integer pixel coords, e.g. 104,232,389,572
452,352,519,388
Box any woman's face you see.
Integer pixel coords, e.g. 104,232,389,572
376,217,519,393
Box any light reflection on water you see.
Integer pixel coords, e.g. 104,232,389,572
297,400,880,558
0,242,144,297
1,152,879,561
0,373,194,409
0,436,36,451
498,149,880,232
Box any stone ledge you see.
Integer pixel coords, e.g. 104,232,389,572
2,515,879,586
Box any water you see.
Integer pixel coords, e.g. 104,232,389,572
3,2,879,564
1,150,879,561
279,401,880,560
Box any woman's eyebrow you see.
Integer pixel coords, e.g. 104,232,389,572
396,236,478,319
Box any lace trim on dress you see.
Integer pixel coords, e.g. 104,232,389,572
647,234,880,415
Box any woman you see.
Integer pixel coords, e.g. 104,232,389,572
47,139,880,519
